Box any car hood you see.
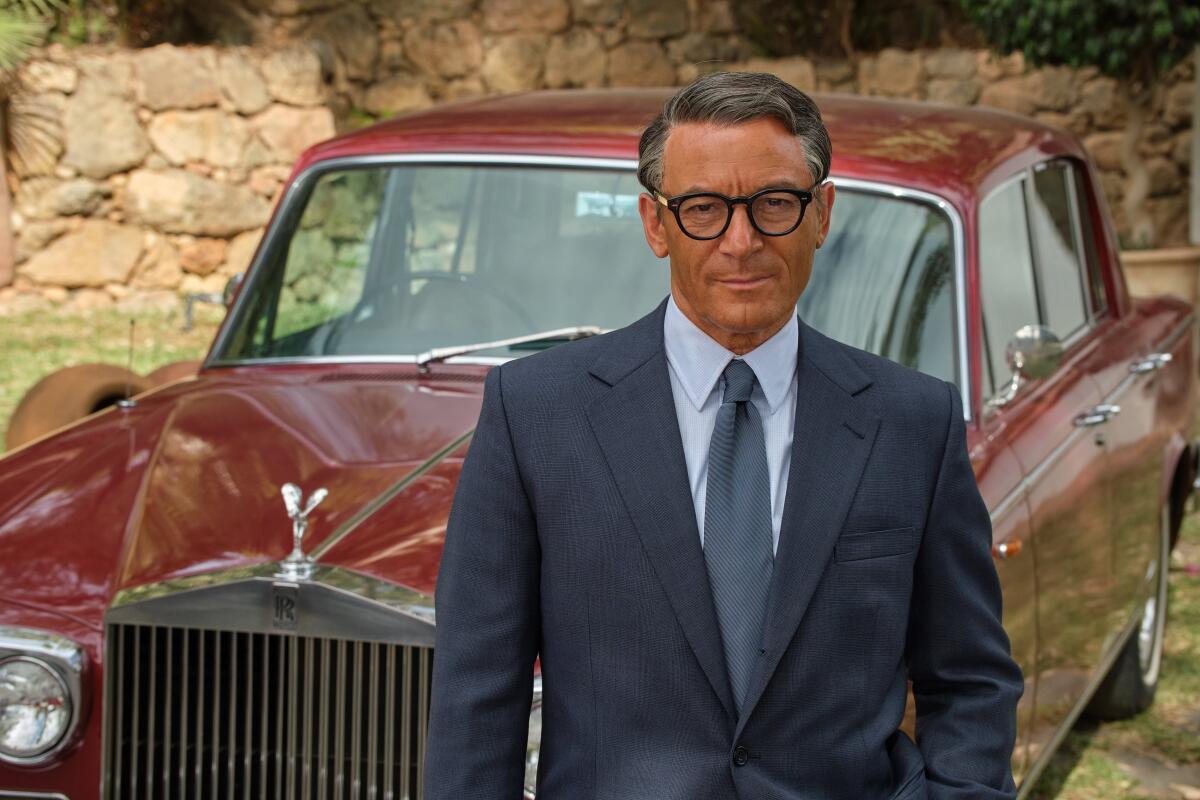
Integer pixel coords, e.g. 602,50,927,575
0,365,486,629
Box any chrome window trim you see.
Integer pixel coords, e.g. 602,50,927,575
0,792,71,799
204,155,971,418
205,154,640,369
0,627,86,768
824,177,970,420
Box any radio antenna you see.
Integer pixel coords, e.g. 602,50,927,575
118,319,137,409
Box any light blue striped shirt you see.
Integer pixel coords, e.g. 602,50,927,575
663,295,798,554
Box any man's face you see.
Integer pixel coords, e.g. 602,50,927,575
638,117,835,353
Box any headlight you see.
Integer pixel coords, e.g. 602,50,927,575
0,627,85,766
0,657,71,759
524,675,543,798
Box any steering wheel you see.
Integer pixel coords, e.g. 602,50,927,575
404,271,537,330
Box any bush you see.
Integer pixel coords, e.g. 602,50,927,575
961,0,1200,82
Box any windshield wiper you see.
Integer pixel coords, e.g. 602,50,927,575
416,326,607,372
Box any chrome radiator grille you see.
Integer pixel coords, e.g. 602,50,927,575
103,623,432,800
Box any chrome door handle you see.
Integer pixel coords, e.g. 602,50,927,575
1074,403,1121,427
1130,352,1172,374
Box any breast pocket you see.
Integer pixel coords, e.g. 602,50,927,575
834,526,915,563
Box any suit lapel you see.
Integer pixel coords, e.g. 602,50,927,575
586,301,737,722
735,321,880,735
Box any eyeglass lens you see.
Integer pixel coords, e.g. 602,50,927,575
677,192,806,238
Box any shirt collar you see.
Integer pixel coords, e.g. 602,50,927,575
664,293,798,414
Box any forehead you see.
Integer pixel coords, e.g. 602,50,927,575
660,118,812,191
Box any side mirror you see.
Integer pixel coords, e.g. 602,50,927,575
223,273,244,308
988,325,1062,411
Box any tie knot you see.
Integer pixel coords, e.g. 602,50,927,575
722,359,756,404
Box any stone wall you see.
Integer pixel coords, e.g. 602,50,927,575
3,42,336,313
0,0,1193,314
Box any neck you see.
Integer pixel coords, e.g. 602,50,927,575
671,291,790,356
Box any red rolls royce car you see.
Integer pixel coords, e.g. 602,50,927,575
0,89,1194,799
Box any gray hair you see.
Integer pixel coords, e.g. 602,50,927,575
637,71,832,196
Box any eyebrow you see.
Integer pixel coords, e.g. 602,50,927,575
677,179,806,194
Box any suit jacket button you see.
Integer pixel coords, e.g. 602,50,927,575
732,745,750,767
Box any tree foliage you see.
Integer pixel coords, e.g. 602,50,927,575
961,0,1200,84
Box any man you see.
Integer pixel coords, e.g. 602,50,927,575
426,72,1023,799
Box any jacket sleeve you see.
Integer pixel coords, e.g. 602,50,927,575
424,365,540,800
907,381,1024,799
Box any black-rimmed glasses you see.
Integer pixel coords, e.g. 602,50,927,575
654,185,819,240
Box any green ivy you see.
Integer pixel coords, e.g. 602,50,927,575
961,0,1200,82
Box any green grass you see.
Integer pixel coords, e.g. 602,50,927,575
0,306,224,451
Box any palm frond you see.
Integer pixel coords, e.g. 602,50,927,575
6,92,62,177
0,13,45,74
2,0,67,18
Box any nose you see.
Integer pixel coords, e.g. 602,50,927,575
718,202,762,257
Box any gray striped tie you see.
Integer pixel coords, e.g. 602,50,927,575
703,359,774,714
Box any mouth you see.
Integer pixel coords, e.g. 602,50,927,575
715,275,772,290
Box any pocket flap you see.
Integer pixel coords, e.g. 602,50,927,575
835,526,915,562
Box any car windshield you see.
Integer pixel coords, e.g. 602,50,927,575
214,163,957,386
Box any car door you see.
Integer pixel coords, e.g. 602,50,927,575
1045,159,1171,647
976,170,1113,769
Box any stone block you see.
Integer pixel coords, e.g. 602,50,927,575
124,168,271,237
308,6,380,81
441,77,488,101
976,50,1024,81
691,0,736,34
370,0,475,22
135,45,220,111
261,46,327,106
148,110,256,168
179,237,229,276
363,76,434,115
924,49,975,80
132,233,184,290
1164,82,1192,127
978,77,1036,117
66,288,115,310
250,105,337,162
627,0,689,39
20,60,77,94
609,41,676,87
1083,132,1125,172
926,78,980,106
864,48,923,97
481,34,550,92
15,220,70,261
217,51,271,114
482,0,569,33
736,57,815,92
404,20,483,79
545,28,607,88
18,219,143,288
571,0,623,25
1079,77,1126,129
62,76,151,179
1029,66,1077,111
17,177,107,219
222,229,264,277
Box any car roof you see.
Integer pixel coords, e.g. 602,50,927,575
297,88,1088,208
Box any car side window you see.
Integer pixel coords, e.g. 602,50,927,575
1068,162,1108,317
980,178,1039,399
1029,162,1089,339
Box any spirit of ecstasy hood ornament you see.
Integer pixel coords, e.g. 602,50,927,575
277,482,328,581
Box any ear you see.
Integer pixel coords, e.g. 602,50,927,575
638,192,670,259
814,181,836,248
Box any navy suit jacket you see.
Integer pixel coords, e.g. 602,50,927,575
426,298,1023,799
